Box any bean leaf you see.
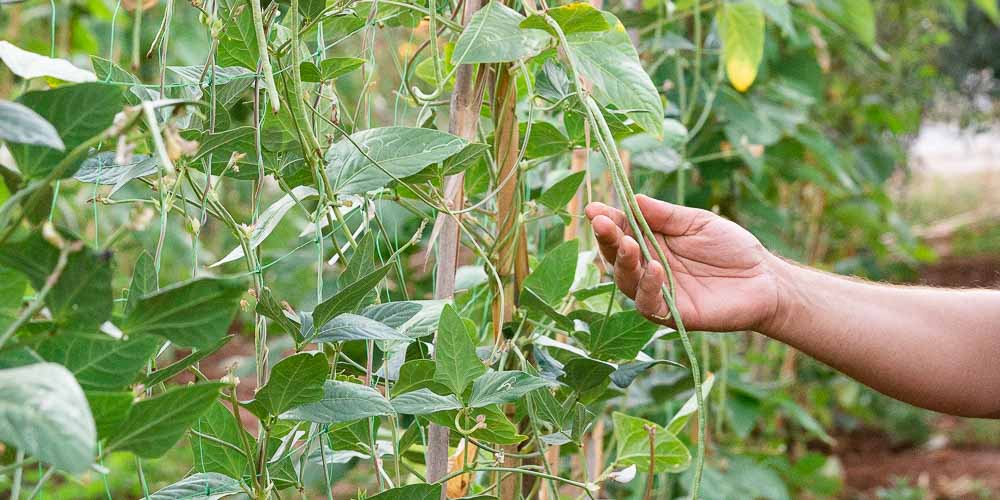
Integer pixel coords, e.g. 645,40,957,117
0,363,96,473
0,100,64,150
391,388,463,415
190,402,252,480
719,1,766,92
613,411,691,473
452,1,549,64
122,277,245,349
8,82,122,179
311,263,393,329
35,333,160,391
242,352,328,419
311,313,413,344
468,370,551,408
588,310,659,361
0,233,113,330
325,127,468,194
522,239,579,306
280,380,395,424
431,305,485,397
148,473,245,500
565,12,664,138
106,383,224,458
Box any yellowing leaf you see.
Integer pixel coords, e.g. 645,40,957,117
719,1,765,92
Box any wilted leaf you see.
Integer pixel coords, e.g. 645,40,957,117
719,1,766,92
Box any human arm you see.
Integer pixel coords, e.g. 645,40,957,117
586,195,1000,418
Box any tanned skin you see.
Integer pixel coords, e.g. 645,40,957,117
587,195,1000,418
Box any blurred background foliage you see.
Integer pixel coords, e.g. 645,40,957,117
2,0,1000,497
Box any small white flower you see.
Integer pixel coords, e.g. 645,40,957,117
608,464,637,484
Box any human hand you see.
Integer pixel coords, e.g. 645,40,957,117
585,195,785,332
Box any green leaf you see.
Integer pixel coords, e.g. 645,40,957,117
0,363,95,473
311,263,393,328
426,404,527,445
73,153,158,195
391,388,463,415
326,127,468,194
125,251,156,316
213,186,319,267
312,313,413,343
106,383,224,458
189,126,269,179
361,301,423,329
974,0,1000,24
300,57,365,82
566,12,664,138
0,265,27,313
520,2,610,35
667,372,715,434
468,370,551,408
216,0,259,70
0,233,113,330
559,357,614,397
752,0,794,36
538,171,586,211
85,390,133,440
613,411,691,473
35,333,160,391
828,0,877,46
719,1,766,92
522,239,578,306
340,232,376,287
443,142,490,175
280,380,395,424
122,277,245,349
191,402,252,480
432,305,486,397
242,352,327,419
148,472,245,500
8,82,122,179
368,484,442,500
452,1,549,64
611,359,685,388
0,99,64,150
143,336,232,387
393,359,450,395
255,287,301,341
0,40,96,82
588,310,658,361
521,121,571,159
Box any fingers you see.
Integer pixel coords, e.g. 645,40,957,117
591,215,623,264
636,195,713,236
585,202,628,230
634,260,669,320
613,236,642,298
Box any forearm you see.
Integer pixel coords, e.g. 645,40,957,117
764,257,1000,418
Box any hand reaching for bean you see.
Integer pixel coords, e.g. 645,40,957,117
586,195,782,333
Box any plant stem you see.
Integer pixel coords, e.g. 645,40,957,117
248,0,280,113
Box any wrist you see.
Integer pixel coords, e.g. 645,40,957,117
757,254,806,336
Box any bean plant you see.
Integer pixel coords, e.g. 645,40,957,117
0,0,987,498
